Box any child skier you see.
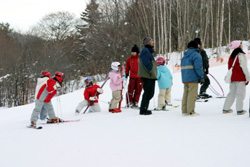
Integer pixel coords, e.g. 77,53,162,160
109,62,123,113
75,78,103,114
125,44,143,108
30,72,65,127
35,71,51,121
154,57,173,110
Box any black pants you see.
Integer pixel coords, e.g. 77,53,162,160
199,73,210,94
140,78,155,111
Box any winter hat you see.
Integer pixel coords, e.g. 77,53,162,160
143,37,153,46
41,71,51,78
156,57,166,66
229,40,241,49
131,44,140,53
54,72,65,84
194,38,202,45
187,40,198,49
111,62,121,71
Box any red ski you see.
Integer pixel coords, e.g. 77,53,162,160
118,65,125,110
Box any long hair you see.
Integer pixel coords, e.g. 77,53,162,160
230,48,245,59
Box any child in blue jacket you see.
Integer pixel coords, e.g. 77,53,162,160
155,57,173,110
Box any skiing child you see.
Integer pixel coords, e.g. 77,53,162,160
154,57,173,111
35,71,51,121
75,78,103,114
109,62,123,113
30,72,65,127
125,44,143,108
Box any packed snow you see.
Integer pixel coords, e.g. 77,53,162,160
1,46,250,167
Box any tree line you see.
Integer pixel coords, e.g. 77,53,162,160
0,0,249,107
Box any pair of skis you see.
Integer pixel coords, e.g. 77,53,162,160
27,119,81,129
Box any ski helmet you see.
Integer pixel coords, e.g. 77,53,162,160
111,62,121,71
84,77,93,87
54,72,65,84
156,57,166,66
41,71,51,78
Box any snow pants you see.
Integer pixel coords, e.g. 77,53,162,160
109,90,121,109
140,78,155,111
39,105,48,120
199,73,210,94
30,100,55,122
158,87,172,108
76,100,101,113
223,82,246,111
126,78,143,104
182,83,198,115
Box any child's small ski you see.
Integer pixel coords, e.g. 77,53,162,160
27,125,43,129
118,65,125,111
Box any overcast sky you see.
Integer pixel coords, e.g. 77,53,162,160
0,0,87,32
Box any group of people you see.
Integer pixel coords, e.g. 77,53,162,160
29,37,250,127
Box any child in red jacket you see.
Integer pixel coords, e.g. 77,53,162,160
75,78,103,114
30,72,65,127
125,44,143,108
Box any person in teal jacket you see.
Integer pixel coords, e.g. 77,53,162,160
154,57,173,110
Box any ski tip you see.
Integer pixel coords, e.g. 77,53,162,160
27,125,43,129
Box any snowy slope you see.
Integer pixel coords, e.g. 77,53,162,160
1,60,250,167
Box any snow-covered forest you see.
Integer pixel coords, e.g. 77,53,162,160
1,0,250,107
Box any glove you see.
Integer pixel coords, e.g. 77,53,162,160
205,68,209,74
97,88,103,94
89,96,97,101
246,81,249,85
200,78,205,85
53,82,61,90
125,73,129,78
89,101,95,106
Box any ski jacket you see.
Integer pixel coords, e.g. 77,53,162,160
109,70,123,92
157,65,173,89
229,53,250,82
199,48,209,74
84,84,101,103
35,77,50,99
181,47,204,83
138,46,157,79
36,78,58,103
125,54,141,79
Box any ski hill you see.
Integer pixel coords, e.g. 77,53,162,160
1,51,250,167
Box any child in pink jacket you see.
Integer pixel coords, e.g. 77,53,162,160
109,62,123,113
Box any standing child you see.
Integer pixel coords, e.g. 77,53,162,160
154,57,173,110
30,72,65,127
35,71,52,120
75,77,103,114
125,44,143,108
109,62,123,113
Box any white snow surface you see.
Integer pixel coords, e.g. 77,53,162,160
1,56,250,167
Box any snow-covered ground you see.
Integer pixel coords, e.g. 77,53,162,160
1,55,250,167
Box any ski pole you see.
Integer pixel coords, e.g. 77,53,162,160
125,77,130,108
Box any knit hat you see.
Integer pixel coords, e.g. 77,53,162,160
194,38,202,45
143,37,152,46
229,40,241,49
131,44,140,53
187,40,198,49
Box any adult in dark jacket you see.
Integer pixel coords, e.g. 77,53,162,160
138,37,157,115
125,44,143,108
181,41,204,116
194,38,211,98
